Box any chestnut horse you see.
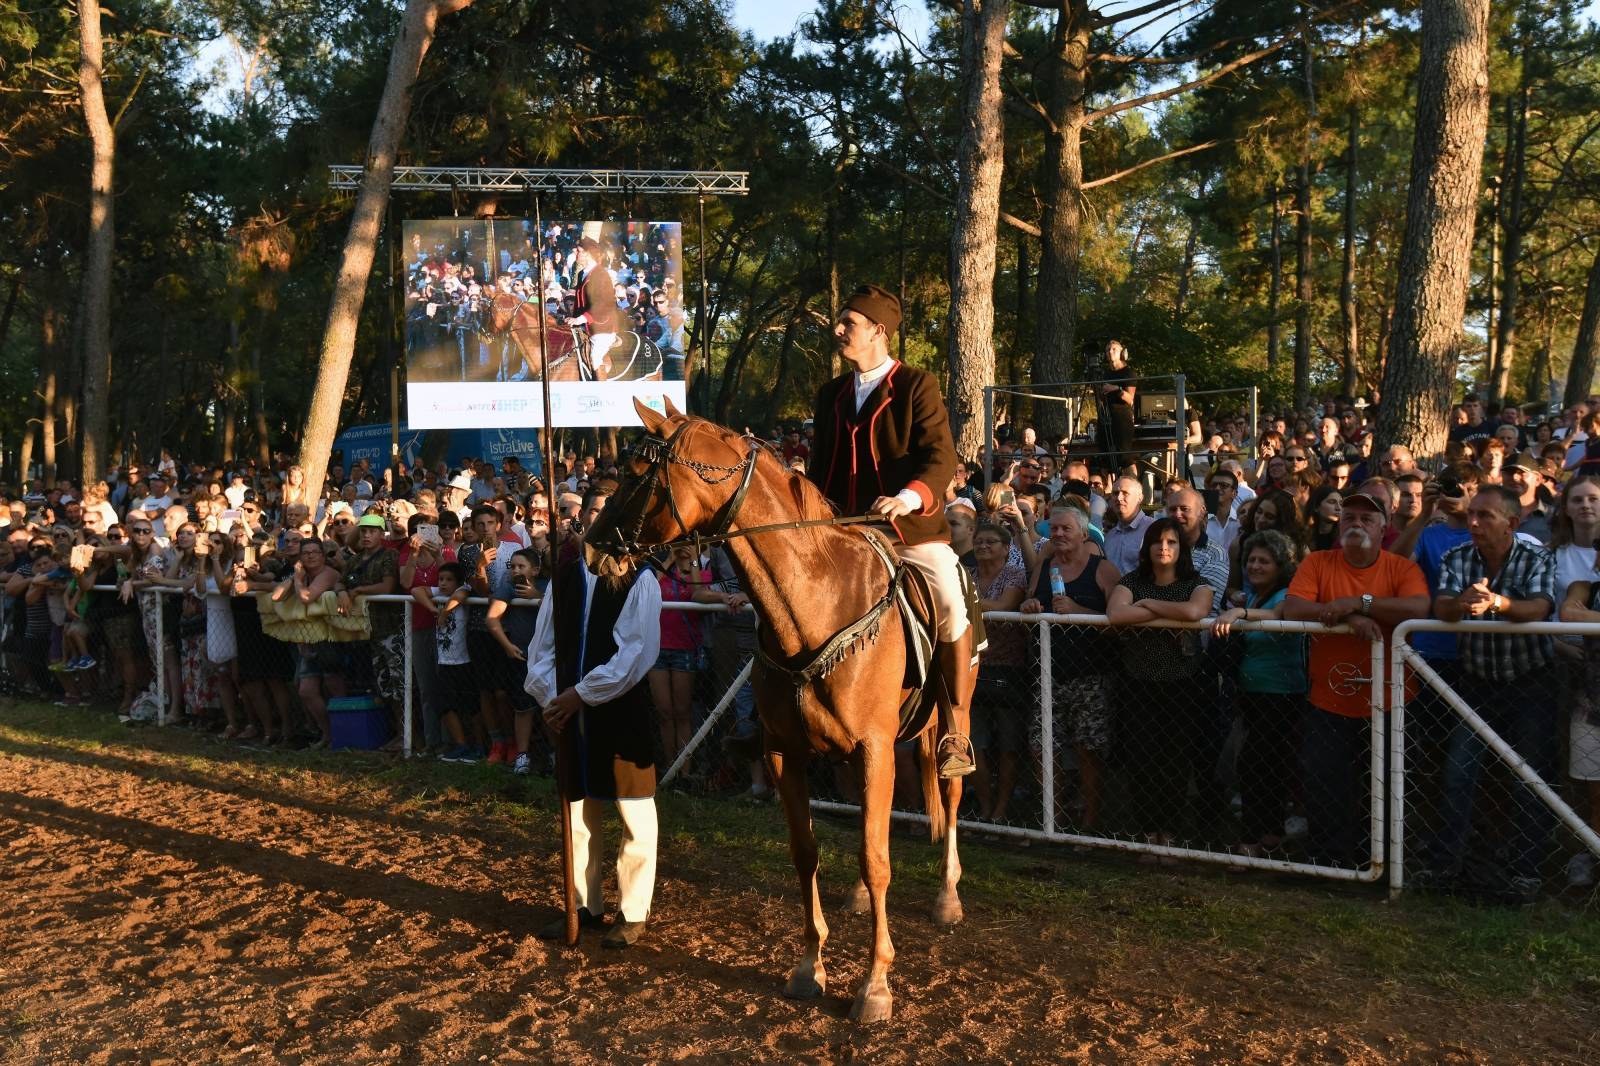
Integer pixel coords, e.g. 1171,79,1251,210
587,398,965,1023
488,293,584,381
489,294,666,382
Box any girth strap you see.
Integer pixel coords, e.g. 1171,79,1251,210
755,530,902,688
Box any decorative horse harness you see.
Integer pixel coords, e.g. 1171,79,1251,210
610,421,904,692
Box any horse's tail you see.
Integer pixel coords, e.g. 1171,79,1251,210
918,720,946,844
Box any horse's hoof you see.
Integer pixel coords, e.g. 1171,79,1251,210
846,881,871,915
783,964,826,999
932,893,964,927
849,985,893,1024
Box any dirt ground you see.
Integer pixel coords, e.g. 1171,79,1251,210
0,725,1592,1065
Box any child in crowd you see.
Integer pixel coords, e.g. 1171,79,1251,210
419,561,479,763
61,553,98,673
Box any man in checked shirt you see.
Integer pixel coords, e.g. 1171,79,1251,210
1427,484,1558,904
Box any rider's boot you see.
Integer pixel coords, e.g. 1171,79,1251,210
934,627,978,779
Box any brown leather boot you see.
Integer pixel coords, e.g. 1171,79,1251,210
934,630,978,779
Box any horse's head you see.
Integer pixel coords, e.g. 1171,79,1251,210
585,397,759,558
488,293,520,334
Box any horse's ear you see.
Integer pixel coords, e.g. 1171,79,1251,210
634,397,667,433
661,394,684,419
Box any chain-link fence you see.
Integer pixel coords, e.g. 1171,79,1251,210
0,581,153,714
11,585,1600,899
1392,620,1600,904
661,612,1387,882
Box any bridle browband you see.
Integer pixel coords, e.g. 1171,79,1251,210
605,418,879,560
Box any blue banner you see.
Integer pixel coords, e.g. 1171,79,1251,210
332,423,542,474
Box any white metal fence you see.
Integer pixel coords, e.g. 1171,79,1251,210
12,587,1599,897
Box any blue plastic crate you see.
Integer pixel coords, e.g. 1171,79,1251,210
327,695,389,750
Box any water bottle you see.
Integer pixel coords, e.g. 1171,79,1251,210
1049,566,1065,599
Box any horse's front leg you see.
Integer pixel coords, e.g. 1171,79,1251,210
851,739,895,1023
766,747,828,999
933,774,964,926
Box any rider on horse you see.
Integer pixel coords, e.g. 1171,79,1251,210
808,284,978,779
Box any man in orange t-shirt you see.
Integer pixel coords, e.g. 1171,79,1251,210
1284,489,1429,865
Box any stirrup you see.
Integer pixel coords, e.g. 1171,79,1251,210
937,733,976,779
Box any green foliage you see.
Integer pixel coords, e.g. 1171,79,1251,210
6,0,1600,473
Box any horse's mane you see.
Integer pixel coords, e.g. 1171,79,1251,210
692,417,836,523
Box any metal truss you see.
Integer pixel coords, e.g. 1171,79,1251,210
328,165,748,195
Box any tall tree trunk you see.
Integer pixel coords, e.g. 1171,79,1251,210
1340,106,1360,398
76,0,115,485
296,0,475,500
0,274,20,350
1293,21,1317,411
946,0,1010,462
1033,3,1091,441
40,366,58,489
1010,233,1031,426
765,299,807,430
251,311,272,467
17,421,34,486
1375,0,1491,458
1268,179,1283,374
1564,243,1600,408
1525,309,1549,409
1488,81,1528,405
1174,217,1198,326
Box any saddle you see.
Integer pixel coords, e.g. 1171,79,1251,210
886,545,986,742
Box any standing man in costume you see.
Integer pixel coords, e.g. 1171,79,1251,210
809,283,977,778
569,236,620,381
526,488,662,947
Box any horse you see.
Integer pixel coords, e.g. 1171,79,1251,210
488,293,584,381
585,397,966,1024
488,294,666,383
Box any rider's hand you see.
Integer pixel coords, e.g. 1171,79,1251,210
871,495,913,520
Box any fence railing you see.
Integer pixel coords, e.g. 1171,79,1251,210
1390,619,1600,900
11,586,1600,898
665,611,1387,883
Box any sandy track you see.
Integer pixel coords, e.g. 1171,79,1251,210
0,732,1586,1064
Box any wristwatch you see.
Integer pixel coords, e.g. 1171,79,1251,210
1359,593,1374,616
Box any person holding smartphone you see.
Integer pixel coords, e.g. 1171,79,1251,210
490,548,544,774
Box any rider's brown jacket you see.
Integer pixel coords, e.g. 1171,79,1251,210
808,362,956,548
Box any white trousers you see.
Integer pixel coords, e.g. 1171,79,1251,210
896,540,970,642
569,796,657,922
589,331,619,377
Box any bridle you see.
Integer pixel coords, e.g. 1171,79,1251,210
604,418,878,559
605,419,759,557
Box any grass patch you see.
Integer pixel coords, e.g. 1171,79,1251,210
2,698,1598,1003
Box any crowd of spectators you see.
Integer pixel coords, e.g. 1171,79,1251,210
2,386,1599,903
405,221,687,382
975,388,1600,899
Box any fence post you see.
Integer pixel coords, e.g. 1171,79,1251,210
1367,635,1386,878
1039,618,1054,838
1389,623,1411,899
154,589,166,727
402,600,414,758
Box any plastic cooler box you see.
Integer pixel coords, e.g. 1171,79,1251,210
326,695,389,750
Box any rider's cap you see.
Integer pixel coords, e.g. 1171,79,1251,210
578,236,603,256
843,283,901,335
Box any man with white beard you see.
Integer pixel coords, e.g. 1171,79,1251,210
1282,489,1429,866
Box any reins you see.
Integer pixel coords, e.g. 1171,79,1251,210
604,415,908,699
607,418,890,560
